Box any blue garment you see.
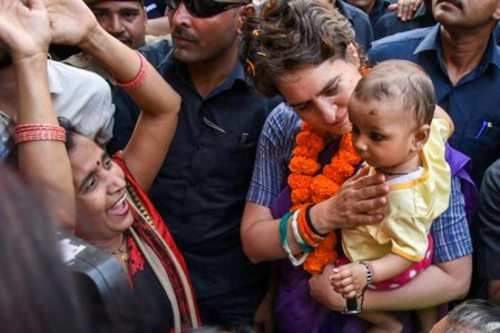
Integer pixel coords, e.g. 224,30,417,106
143,0,166,18
368,0,395,26
109,40,278,322
337,0,374,51
369,24,500,184
247,102,473,263
373,3,435,40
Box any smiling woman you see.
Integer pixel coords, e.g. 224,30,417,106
2,0,201,331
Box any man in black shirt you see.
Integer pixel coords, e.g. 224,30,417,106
109,0,277,328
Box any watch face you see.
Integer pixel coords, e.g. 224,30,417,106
0,111,14,161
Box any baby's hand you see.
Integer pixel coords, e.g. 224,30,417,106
329,263,368,299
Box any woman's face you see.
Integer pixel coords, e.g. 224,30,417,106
69,135,134,243
277,58,362,138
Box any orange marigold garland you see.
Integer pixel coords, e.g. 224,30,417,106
288,125,362,275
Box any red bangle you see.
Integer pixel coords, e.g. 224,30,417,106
15,124,66,144
116,52,147,92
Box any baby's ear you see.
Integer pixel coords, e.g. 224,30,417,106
411,124,430,152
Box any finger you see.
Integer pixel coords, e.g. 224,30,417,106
366,206,388,216
350,173,386,190
339,284,356,294
339,277,354,288
344,166,370,186
388,3,398,11
344,212,385,227
354,196,388,214
344,291,357,299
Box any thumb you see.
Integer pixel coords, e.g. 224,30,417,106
388,3,398,11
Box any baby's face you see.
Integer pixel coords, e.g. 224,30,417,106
349,97,419,174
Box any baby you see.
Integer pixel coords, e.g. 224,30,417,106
331,60,454,333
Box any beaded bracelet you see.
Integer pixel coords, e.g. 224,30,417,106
116,52,147,92
15,123,66,144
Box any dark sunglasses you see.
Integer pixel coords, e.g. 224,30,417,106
166,0,251,18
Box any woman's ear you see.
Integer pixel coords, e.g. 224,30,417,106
411,124,430,153
346,43,360,69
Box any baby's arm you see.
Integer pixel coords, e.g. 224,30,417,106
330,254,413,299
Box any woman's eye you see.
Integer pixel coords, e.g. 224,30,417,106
83,177,97,193
103,157,113,170
370,132,385,142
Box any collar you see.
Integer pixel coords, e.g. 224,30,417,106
164,51,249,94
372,0,391,14
413,2,429,19
414,24,500,71
46,60,63,94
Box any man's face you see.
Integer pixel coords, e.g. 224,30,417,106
432,0,500,29
167,1,241,64
91,1,147,49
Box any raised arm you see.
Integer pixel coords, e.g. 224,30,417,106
0,0,75,228
48,0,181,190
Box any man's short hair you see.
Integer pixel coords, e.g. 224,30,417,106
85,0,145,6
352,60,436,125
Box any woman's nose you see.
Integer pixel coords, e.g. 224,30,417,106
316,99,337,124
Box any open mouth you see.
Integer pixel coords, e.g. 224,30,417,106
108,192,130,216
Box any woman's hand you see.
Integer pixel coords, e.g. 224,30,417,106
0,0,50,62
309,264,346,312
388,0,423,22
46,0,100,47
310,168,389,234
330,263,367,299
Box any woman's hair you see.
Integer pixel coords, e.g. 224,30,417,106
0,166,88,333
351,60,436,125
443,299,500,332
242,0,356,96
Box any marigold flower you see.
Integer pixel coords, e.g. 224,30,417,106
288,173,313,189
289,123,361,275
291,188,311,203
289,156,320,175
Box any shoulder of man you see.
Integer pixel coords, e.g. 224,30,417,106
338,0,374,50
369,26,432,62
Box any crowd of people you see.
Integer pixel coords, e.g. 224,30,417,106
2,0,500,332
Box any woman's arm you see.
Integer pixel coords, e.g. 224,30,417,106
48,0,180,190
0,0,75,228
364,255,471,310
310,255,471,312
242,169,389,264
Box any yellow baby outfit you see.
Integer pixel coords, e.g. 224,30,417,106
342,118,452,263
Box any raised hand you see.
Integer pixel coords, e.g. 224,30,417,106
46,0,99,47
388,0,423,22
0,0,50,61
330,263,368,299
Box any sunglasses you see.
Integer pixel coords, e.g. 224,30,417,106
166,0,251,18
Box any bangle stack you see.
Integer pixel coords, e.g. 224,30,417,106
15,123,66,144
279,205,327,266
116,52,148,92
